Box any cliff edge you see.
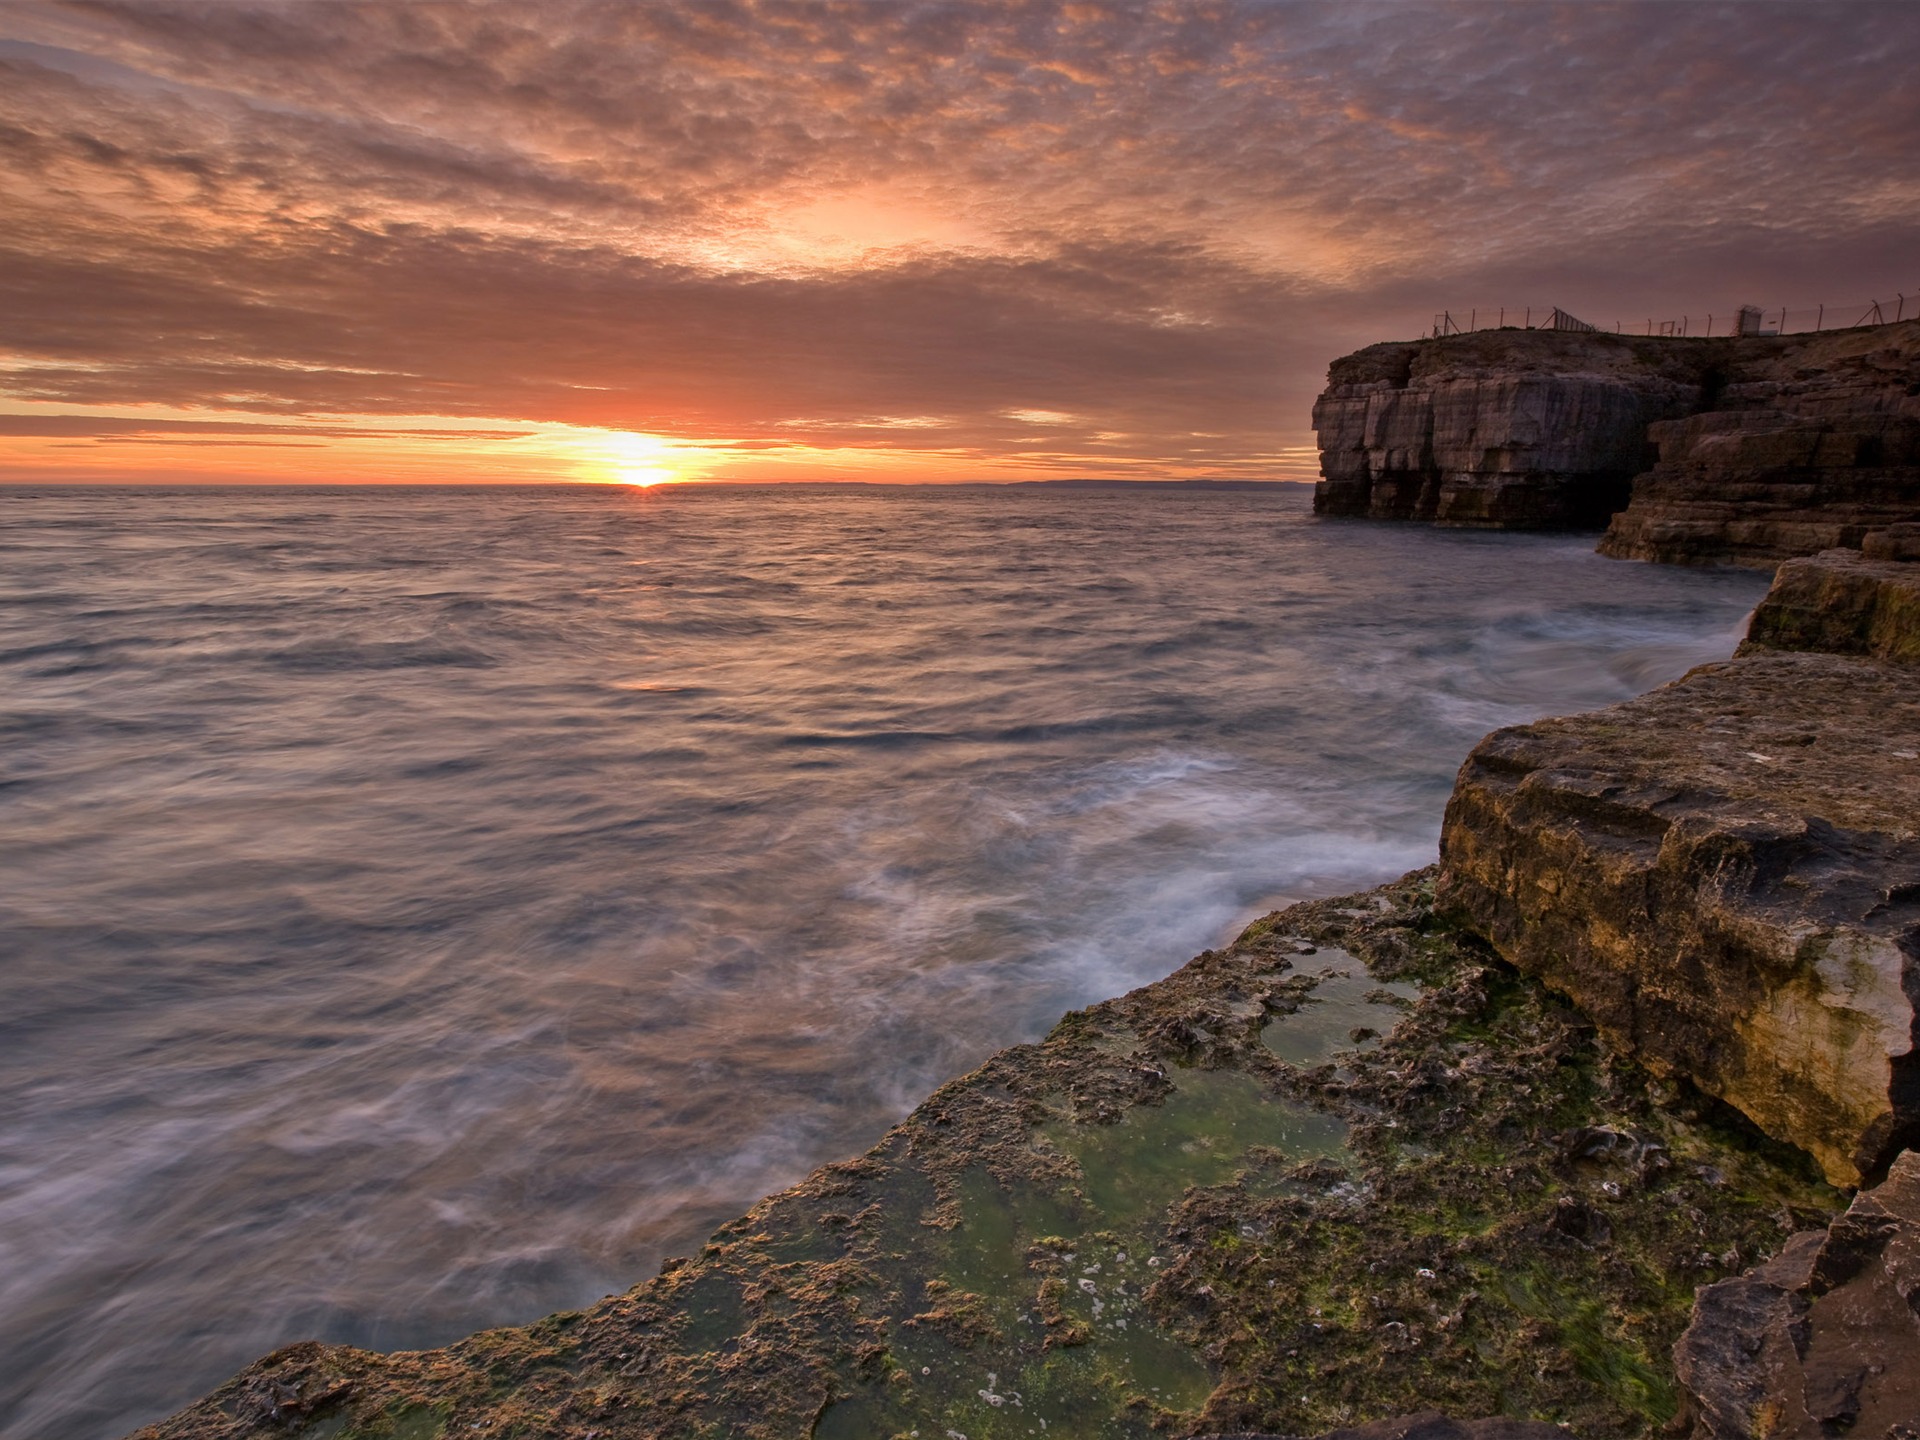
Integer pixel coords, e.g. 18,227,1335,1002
1312,321,1920,564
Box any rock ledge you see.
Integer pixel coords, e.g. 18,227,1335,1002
1438,650,1920,1187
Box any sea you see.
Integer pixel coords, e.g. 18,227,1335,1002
0,482,1770,1439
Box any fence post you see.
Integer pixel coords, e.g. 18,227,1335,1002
1525,307,1531,329
1470,309,1476,332
1816,304,1823,331
1706,314,1713,337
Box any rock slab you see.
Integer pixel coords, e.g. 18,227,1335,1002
1437,651,1920,1186
1674,1150,1920,1440
1739,549,1920,665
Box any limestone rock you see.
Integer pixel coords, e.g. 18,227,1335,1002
1674,1151,1920,1440
1436,652,1920,1186
1738,549,1920,664
1597,410,1920,567
1864,524,1920,563
1595,323,1920,565
1312,331,1702,530
1312,321,1920,558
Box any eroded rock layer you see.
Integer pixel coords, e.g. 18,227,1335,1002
1311,331,1704,530
1601,324,1920,566
1437,652,1920,1188
1312,321,1920,557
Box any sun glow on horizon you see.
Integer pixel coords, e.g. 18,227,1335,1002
578,430,693,487
0,400,1321,487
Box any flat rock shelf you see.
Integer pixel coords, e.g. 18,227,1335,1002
135,875,1841,1440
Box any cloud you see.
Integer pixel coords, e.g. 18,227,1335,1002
2,0,1917,478
0,415,536,438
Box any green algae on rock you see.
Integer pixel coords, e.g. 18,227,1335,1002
133,873,1840,1440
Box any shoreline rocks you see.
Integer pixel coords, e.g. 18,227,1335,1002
1436,648,1920,1187
1673,1150,1920,1440
1738,547,1920,663
129,877,1841,1440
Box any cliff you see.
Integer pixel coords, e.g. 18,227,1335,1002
1312,321,1920,564
1311,331,1706,529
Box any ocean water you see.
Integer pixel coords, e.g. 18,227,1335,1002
0,483,1769,1439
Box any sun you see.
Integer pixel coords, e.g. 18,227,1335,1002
584,430,688,486
616,466,676,487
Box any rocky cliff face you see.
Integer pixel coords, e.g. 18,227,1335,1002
1437,551,1920,1187
1312,321,1920,560
1599,323,1920,566
1311,331,1705,529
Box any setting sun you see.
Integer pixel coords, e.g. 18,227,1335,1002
586,431,688,487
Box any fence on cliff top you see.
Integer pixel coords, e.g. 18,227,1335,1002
1428,292,1919,341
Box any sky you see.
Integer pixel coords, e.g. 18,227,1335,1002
2,0,1917,487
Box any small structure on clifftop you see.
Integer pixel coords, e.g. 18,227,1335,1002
1541,306,1597,332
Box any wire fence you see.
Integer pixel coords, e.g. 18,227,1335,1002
1428,292,1919,341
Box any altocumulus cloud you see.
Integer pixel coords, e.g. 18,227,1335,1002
2,0,1917,478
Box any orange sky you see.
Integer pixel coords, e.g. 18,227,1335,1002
3,1,1917,486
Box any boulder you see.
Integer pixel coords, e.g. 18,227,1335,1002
1673,1150,1920,1440
1738,549,1920,664
1437,651,1920,1186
